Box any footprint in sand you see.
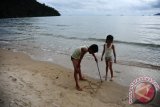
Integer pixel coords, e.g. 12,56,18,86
115,71,121,73
9,76,17,82
121,96,128,101
0,99,4,104
9,99,31,107
56,76,59,79
52,102,60,107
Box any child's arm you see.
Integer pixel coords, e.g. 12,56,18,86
77,48,87,68
92,53,98,62
112,45,116,63
101,44,105,61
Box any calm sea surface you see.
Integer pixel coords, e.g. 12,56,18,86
0,16,160,69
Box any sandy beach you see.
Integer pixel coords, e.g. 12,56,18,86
0,49,155,107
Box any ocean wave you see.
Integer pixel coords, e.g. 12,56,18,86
87,38,160,47
145,27,160,30
56,24,70,27
0,37,33,42
53,35,160,48
114,40,160,47
54,49,160,70
117,60,160,70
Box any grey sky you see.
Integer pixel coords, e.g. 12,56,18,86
37,0,160,15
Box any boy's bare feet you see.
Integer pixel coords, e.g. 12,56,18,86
79,77,87,81
76,86,83,91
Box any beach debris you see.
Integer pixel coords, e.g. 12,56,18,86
0,99,4,103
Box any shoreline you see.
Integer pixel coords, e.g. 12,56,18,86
0,48,149,107
1,48,160,86
1,47,160,86
27,48,160,87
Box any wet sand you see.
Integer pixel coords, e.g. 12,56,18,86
0,49,154,107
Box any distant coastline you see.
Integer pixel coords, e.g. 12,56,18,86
0,0,60,18
154,13,160,16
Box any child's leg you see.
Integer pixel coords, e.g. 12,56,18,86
105,61,109,80
109,62,113,80
72,59,82,91
78,67,86,80
78,67,83,80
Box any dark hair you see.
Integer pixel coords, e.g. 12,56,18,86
88,44,98,53
106,35,113,43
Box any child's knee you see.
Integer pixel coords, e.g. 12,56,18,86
74,68,80,73
109,66,112,69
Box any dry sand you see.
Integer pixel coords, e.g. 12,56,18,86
0,49,149,107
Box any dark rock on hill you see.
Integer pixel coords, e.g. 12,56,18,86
0,0,60,18
154,13,160,16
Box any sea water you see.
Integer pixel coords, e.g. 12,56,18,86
0,16,160,85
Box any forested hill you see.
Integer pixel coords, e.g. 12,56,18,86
0,0,61,18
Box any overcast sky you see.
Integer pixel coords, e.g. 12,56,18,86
37,0,160,15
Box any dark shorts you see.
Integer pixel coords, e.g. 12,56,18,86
71,56,74,60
